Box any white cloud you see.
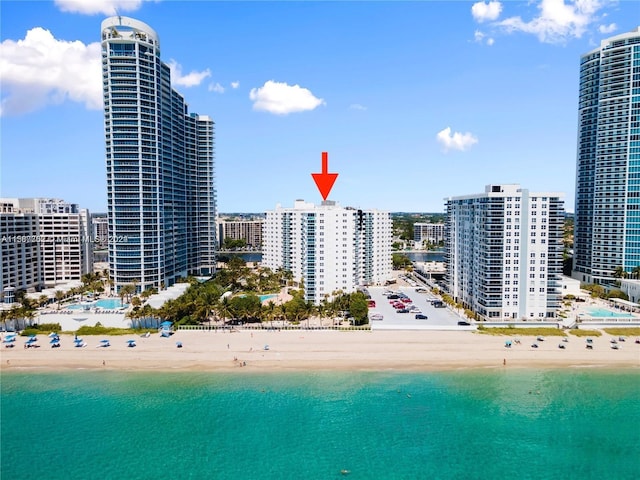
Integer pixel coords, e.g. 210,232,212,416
599,22,616,34
54,0,150,15
249,80,325,115
231,81,240,89
349,103,367,111
471,1,503,22
167,60,211,87
208,82,225,93
436,127,478,152
0,27,102,116
474,30,496,45
497,0,609,44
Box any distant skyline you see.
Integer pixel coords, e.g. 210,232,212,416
2,1,639,214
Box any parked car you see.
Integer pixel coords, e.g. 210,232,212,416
415,314,428,319
457,321,470,326
397,309,410,313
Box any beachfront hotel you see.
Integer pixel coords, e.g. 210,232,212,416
262,200,392,305
444,184,565,321
572,27,640,285
0,198,92,298
101,16,217,293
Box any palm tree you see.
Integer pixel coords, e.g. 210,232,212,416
54,290,65,310
303,301,316,329
632,266,640,280
613,266,626,279
218,296,232,325
38,294,49,308
265,301,277,328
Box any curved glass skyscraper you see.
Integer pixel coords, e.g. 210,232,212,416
101,16,216,293
573,27,640,284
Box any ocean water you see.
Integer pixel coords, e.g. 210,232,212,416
1,369,639,480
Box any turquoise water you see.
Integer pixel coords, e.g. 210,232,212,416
586,307,635,318
1,370,639,479
67,299,126,310
259,294,277,302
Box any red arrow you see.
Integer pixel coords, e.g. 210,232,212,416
311,152,338,201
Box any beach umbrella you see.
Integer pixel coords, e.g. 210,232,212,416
49,338,60,344
160,321,173,327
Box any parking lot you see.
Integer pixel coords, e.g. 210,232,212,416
367,285,473,331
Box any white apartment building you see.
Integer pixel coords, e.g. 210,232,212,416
0,198,92,297
262,200,392,305
413,222,445,247
218,219,263,249
445,185,564,321
92,215,109,249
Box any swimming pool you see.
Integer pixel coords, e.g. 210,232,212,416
585,307,635,318
259,294,277,302
67,299,127,310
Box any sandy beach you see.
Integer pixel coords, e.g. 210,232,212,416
1,329,639,372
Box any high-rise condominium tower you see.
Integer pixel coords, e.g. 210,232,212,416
445,185,564,322
573,27,640,284
262,200,392,305
101,17,217,293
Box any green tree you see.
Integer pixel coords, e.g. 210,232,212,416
38,294,50,308
392,253,411,270
613,266,626,279
54,290,65,310
349,292,369,326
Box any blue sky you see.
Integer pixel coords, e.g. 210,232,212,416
1,1,638,214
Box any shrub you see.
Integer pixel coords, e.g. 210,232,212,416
568,329,602,337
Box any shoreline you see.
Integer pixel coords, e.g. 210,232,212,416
2,330,639,373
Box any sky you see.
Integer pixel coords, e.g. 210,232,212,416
1,1,638,214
